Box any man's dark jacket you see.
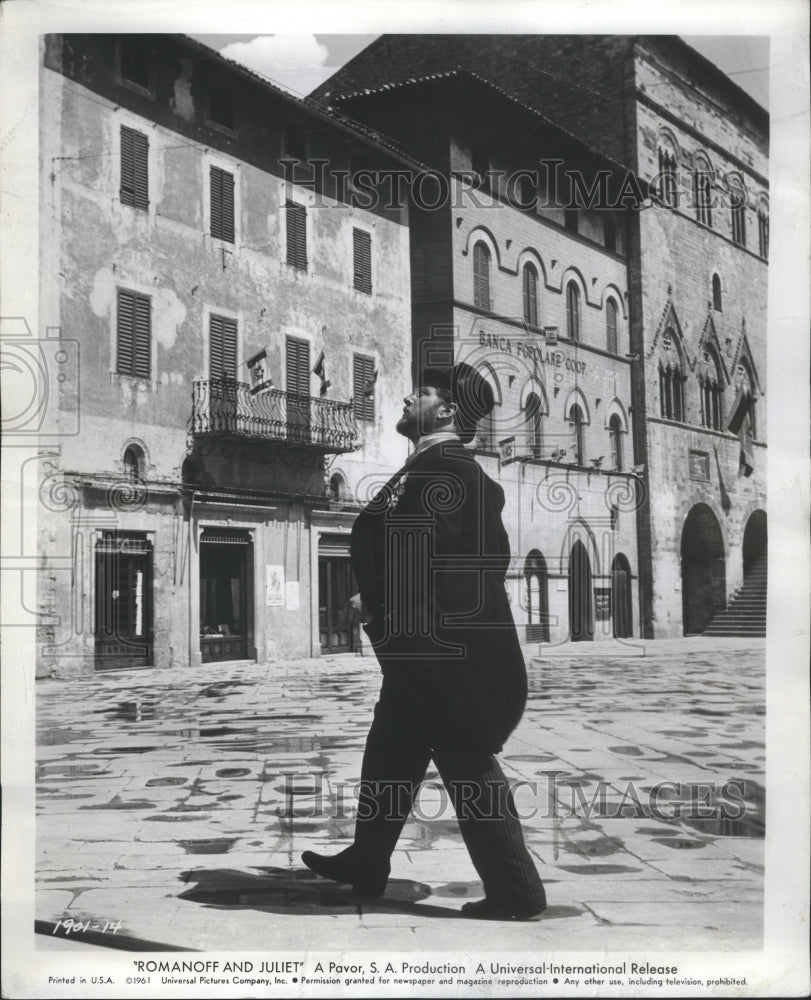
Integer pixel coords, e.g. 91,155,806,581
351,441,527,753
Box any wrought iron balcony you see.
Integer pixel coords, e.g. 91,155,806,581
192,378,360,453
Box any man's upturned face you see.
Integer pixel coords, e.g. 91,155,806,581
396,386,455,442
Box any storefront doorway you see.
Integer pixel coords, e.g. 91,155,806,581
318,534,357,653
94,531,153,669
200,529,251,662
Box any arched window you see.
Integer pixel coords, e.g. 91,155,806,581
524,392,543,458
659,357,685,422
757,202,769,259
566,281,580,342
123,445,143,481
522,262,539,327
328,472,346,501
609,414,624,470
729,174,747,247
472,241,491,311
658,147,678,207
693,158,713,227
699,346,724,431
712,274,722,312
606,299,618,353
569,403,585,464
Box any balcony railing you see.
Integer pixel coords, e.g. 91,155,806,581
192,378,360,453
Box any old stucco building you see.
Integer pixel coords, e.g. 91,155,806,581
38,34,415,675
314,34,768,640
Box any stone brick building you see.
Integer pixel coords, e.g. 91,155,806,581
313,34,768,639
313,69,643,644
37,34,415,675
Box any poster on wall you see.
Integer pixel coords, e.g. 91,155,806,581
266,564,285,606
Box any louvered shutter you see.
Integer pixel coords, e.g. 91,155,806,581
353,354,374,421
606,300,618,354
286,337,310,396
210,166,235,243
117,290,150,378
117,290,134,375
133,295,151,378
353,228,372,293
286,202,307,269
209,315,238,379
472,242,490,310
566,283,580,342
523,264,537,326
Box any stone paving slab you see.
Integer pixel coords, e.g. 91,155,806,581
35,638,766,952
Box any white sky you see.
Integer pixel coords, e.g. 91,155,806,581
188,33,770,109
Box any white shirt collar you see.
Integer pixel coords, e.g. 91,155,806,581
408,430,462,463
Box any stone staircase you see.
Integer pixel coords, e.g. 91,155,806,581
703,556,767,637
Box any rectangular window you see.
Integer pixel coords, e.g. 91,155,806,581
353,354,376,422
116,289,151,379
208,88,235,132
120,125,149,210
353,228,372,294
286,201,307,269
209,315,238,379
210,166,235,243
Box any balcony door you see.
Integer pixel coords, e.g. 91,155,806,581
286,336,311,443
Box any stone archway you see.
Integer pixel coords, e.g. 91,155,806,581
568,540,594,642
742,509,767,575
681,504,726,635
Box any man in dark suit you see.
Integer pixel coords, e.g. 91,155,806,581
303,363,546,920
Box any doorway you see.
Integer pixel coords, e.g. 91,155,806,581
568,539,594,642
94,532,153,669
318,533,357,653
611,553,633,638
524,549,549,642
681,503,726,635
200,530,251,662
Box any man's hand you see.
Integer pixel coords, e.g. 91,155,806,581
348,592,372,623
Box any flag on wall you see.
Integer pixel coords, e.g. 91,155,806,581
363,368,379,398
312,350,331,396
725,386,754,477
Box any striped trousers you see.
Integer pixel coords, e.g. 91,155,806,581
351,668,546,909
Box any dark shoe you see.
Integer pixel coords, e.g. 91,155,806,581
461,897,546,921
301,849,389,897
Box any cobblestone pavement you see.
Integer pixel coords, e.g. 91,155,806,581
35,637,765,953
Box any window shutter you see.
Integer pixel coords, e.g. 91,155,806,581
209,315,238,379
286,337,310,396
133,295,151,378
117,290,134,375
523,264,537,326
353,354,375,421
606,300,618,353
353,228,372,293
567,283,580,341
120,126,149,210
117,289,150,378
472,242,490,310
210,166,235,243
286,201,307,269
